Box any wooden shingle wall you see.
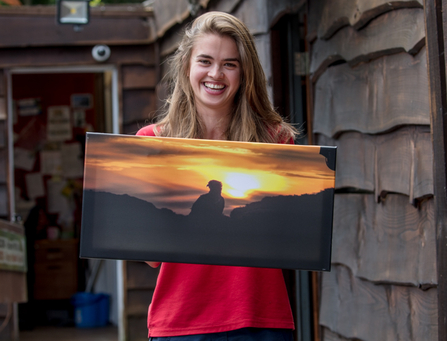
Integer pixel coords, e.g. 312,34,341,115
309,1,438,340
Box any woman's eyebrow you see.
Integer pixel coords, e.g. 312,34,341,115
195,54,240,62
196,54,213,59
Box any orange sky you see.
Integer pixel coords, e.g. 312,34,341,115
84,134,336,215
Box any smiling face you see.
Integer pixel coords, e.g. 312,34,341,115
188,33,241,118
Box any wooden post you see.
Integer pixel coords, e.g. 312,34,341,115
424,0,447,340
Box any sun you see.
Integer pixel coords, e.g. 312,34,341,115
224,172,260,198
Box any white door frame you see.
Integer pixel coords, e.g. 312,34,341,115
5,65,124,334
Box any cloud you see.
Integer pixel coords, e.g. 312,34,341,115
84,133,336,215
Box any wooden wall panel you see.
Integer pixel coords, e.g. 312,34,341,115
0,271,27,303
233,0,302,35
0,45,156,68
307,0,325,42
0,69,4,97
331,194,437,286
233,0,269,35
317,0,423,40
122,89,157,126
322,328,352,341
0,16,153,48
319,265,438,341
127,315,149,341
152,0,190,38
126,289,154,316
122,122,148,135
310,8,425,80
208,0,241,13
425,0,447,336
159,20,189,57
314,49,429,137
375,126,433,201
317,132,375,191
126,261,158,290
122,65,157,90
317,126,433,202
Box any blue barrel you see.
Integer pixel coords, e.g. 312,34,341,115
71,292,110,328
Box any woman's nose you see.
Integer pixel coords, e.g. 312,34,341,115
208,65,223,79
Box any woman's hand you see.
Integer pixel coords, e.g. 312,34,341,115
146,261,161,268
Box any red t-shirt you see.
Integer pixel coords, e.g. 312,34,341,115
136,124,295,337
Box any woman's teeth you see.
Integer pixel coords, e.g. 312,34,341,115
204,83,225,90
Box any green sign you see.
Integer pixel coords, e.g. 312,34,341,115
0,228,27,272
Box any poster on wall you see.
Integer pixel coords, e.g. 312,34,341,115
80,133,337,271
0,226,26,272
71,94,93,109
17,98,42,116
47,106,72,142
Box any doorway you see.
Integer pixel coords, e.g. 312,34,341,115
270,9,314,341
5,66,120,334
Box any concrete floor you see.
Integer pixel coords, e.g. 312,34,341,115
19,326,118,341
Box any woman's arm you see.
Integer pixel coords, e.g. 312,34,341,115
146,261,161,268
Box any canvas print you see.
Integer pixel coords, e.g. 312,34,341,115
80,132,336,271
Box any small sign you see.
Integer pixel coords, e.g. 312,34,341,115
71,94,93,109
17,98,42,116
47,106,72,141
0,228,27,272
294,52,309,76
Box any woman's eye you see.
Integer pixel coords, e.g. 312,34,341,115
199,60,211,65
225,63,237,68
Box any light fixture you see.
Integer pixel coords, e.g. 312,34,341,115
57,0,90,26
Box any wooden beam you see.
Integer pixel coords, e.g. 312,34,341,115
0,45,156,68
424,0,447,340
0,69,4,97
0,5,154,17
310,8,426,81
0,16,153,48
122,65,157,90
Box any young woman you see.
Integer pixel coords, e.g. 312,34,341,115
137,11,297,341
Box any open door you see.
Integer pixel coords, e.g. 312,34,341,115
5,66,120,333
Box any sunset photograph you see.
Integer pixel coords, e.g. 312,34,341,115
81,133,336,270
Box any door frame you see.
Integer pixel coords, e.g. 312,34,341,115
5,65,123,334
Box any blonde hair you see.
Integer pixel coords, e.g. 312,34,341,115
155,11,297,143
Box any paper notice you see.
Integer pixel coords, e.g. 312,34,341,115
40,150,62,175
47,178,71,214
47,106,72,141
25,173,45,199
61,143,84,178
14,148,35,171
